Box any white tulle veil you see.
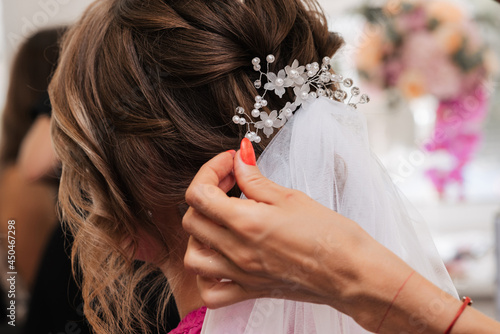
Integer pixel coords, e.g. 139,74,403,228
201,97,458,333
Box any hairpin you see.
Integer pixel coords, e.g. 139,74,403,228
233,55,370,143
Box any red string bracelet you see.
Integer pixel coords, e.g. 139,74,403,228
444,296,473,334
376,270,415,333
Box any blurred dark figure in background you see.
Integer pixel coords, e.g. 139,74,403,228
0,29,60,292
0,28,91,333
0,27,179,334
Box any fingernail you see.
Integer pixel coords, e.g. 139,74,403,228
226,150,236,157
240,138,256,166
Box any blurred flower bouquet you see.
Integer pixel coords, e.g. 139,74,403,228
357,0,497,199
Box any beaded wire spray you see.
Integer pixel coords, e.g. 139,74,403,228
233,54,370,143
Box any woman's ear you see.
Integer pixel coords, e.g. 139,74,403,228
128,228,163,262
127,206,182,262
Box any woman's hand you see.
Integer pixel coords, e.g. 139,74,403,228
183,139,500,333
182,139,408,330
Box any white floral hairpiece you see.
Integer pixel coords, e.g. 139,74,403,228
233,55,370,143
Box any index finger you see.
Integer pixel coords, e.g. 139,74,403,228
185,150,238,218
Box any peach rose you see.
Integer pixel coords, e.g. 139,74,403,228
434,23,464,55
383,0,403,16
426,1,465,24
397,69,427,99
356,27,384,71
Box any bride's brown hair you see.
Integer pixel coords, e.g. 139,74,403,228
50,0,343,332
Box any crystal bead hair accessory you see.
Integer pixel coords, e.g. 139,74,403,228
233,55,370,143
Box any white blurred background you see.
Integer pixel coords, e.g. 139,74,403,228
1,0,499,320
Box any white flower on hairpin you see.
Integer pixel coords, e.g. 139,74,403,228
264,69,293,98
285,60,306,85
281,101,297,119
233,55,370,142
255,110,283,137
293,83,311,106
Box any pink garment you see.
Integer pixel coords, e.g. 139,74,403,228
168,307,206,334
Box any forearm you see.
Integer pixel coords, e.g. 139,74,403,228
318,221,500,333
370,272,499,333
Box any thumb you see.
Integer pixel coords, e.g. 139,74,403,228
234,138,286,204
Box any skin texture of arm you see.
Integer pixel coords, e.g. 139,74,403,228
182,140,500,333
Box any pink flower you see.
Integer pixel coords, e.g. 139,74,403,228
425,89,489,197
425,60,462,100
401,31,443,69
384,59,404,86
401,32,462,99
395,6,428,33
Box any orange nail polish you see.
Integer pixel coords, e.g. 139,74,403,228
240,138,256,166
226,150,236,157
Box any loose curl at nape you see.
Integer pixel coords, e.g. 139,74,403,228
50,0,343,333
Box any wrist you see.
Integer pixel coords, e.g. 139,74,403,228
327,229,454,333
312,216,500,333
338,236,415,331
305,218,374,312
307,214,462,333
312,218,405,328
378,273,459,333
